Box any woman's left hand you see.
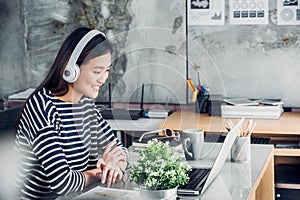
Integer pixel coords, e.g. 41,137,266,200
97,160,123,187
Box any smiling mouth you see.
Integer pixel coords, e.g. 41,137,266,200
93,85,100,90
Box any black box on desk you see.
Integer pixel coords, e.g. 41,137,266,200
195,93,209,113
208,95,223,116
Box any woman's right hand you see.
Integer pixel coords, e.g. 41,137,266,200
100,140,127,166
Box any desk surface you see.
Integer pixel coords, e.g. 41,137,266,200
107,118,164,132
72,144,274,200
159,110,300,135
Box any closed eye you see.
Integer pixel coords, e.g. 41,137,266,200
94,68,110,74
93,66,111,74
94,71,103,74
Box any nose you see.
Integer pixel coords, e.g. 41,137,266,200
97,72,108,84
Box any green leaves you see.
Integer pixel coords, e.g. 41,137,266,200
129,139,191,190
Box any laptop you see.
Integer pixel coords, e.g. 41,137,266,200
177,117,245,196
100,83,144,120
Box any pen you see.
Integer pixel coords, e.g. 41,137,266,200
193,64,201,87
237,129,241,137
197,71,201,87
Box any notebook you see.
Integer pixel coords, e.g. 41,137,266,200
223,98,259,106
177,117,245,196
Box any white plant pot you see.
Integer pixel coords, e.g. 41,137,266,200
140,187,177,200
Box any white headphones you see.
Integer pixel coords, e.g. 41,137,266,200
63,29,106,83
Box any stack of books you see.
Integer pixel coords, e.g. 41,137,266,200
221,98,284,119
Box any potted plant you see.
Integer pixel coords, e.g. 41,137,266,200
129,139,191,199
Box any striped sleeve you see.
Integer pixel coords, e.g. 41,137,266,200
31,126,85,195
20,92,85,196
94,106,129,160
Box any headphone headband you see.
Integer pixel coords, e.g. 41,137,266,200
67,30,106,68
63,29,106,83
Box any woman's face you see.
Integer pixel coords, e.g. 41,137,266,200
73,52,111,100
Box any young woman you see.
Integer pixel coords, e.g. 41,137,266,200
15,27,128,199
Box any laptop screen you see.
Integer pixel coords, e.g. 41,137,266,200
201,117,244,193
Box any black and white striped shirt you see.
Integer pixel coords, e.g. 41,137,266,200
15,88,128,199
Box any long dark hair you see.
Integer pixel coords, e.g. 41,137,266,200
16,27,113,124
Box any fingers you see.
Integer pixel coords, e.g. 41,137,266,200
96,140,126,187
107,168,122,187
99,163,123,187
106,147,127,163
102,141,117,160
103,141,116,155
103,141,127,164
96,158,105,168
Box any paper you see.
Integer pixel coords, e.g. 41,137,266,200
73,186,139,200
229,0,269,24
187,0,225,25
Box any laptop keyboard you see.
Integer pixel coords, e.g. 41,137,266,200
179,168,210,190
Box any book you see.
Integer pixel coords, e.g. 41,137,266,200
258,99,284,106
223,98,259,106
221,104,283,119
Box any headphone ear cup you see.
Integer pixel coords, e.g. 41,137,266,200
63,64,80,83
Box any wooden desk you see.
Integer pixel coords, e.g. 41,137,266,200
160,110,300,194
159,110,300,157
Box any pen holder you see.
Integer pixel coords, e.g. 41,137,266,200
195,93,209,113
231,136,251,163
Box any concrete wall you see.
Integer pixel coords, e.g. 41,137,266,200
1,1,300,106
0,0,25,98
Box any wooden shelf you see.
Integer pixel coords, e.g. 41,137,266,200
275,148,300,157
275,183,300,190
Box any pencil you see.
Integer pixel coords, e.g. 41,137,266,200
187,78,197,92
